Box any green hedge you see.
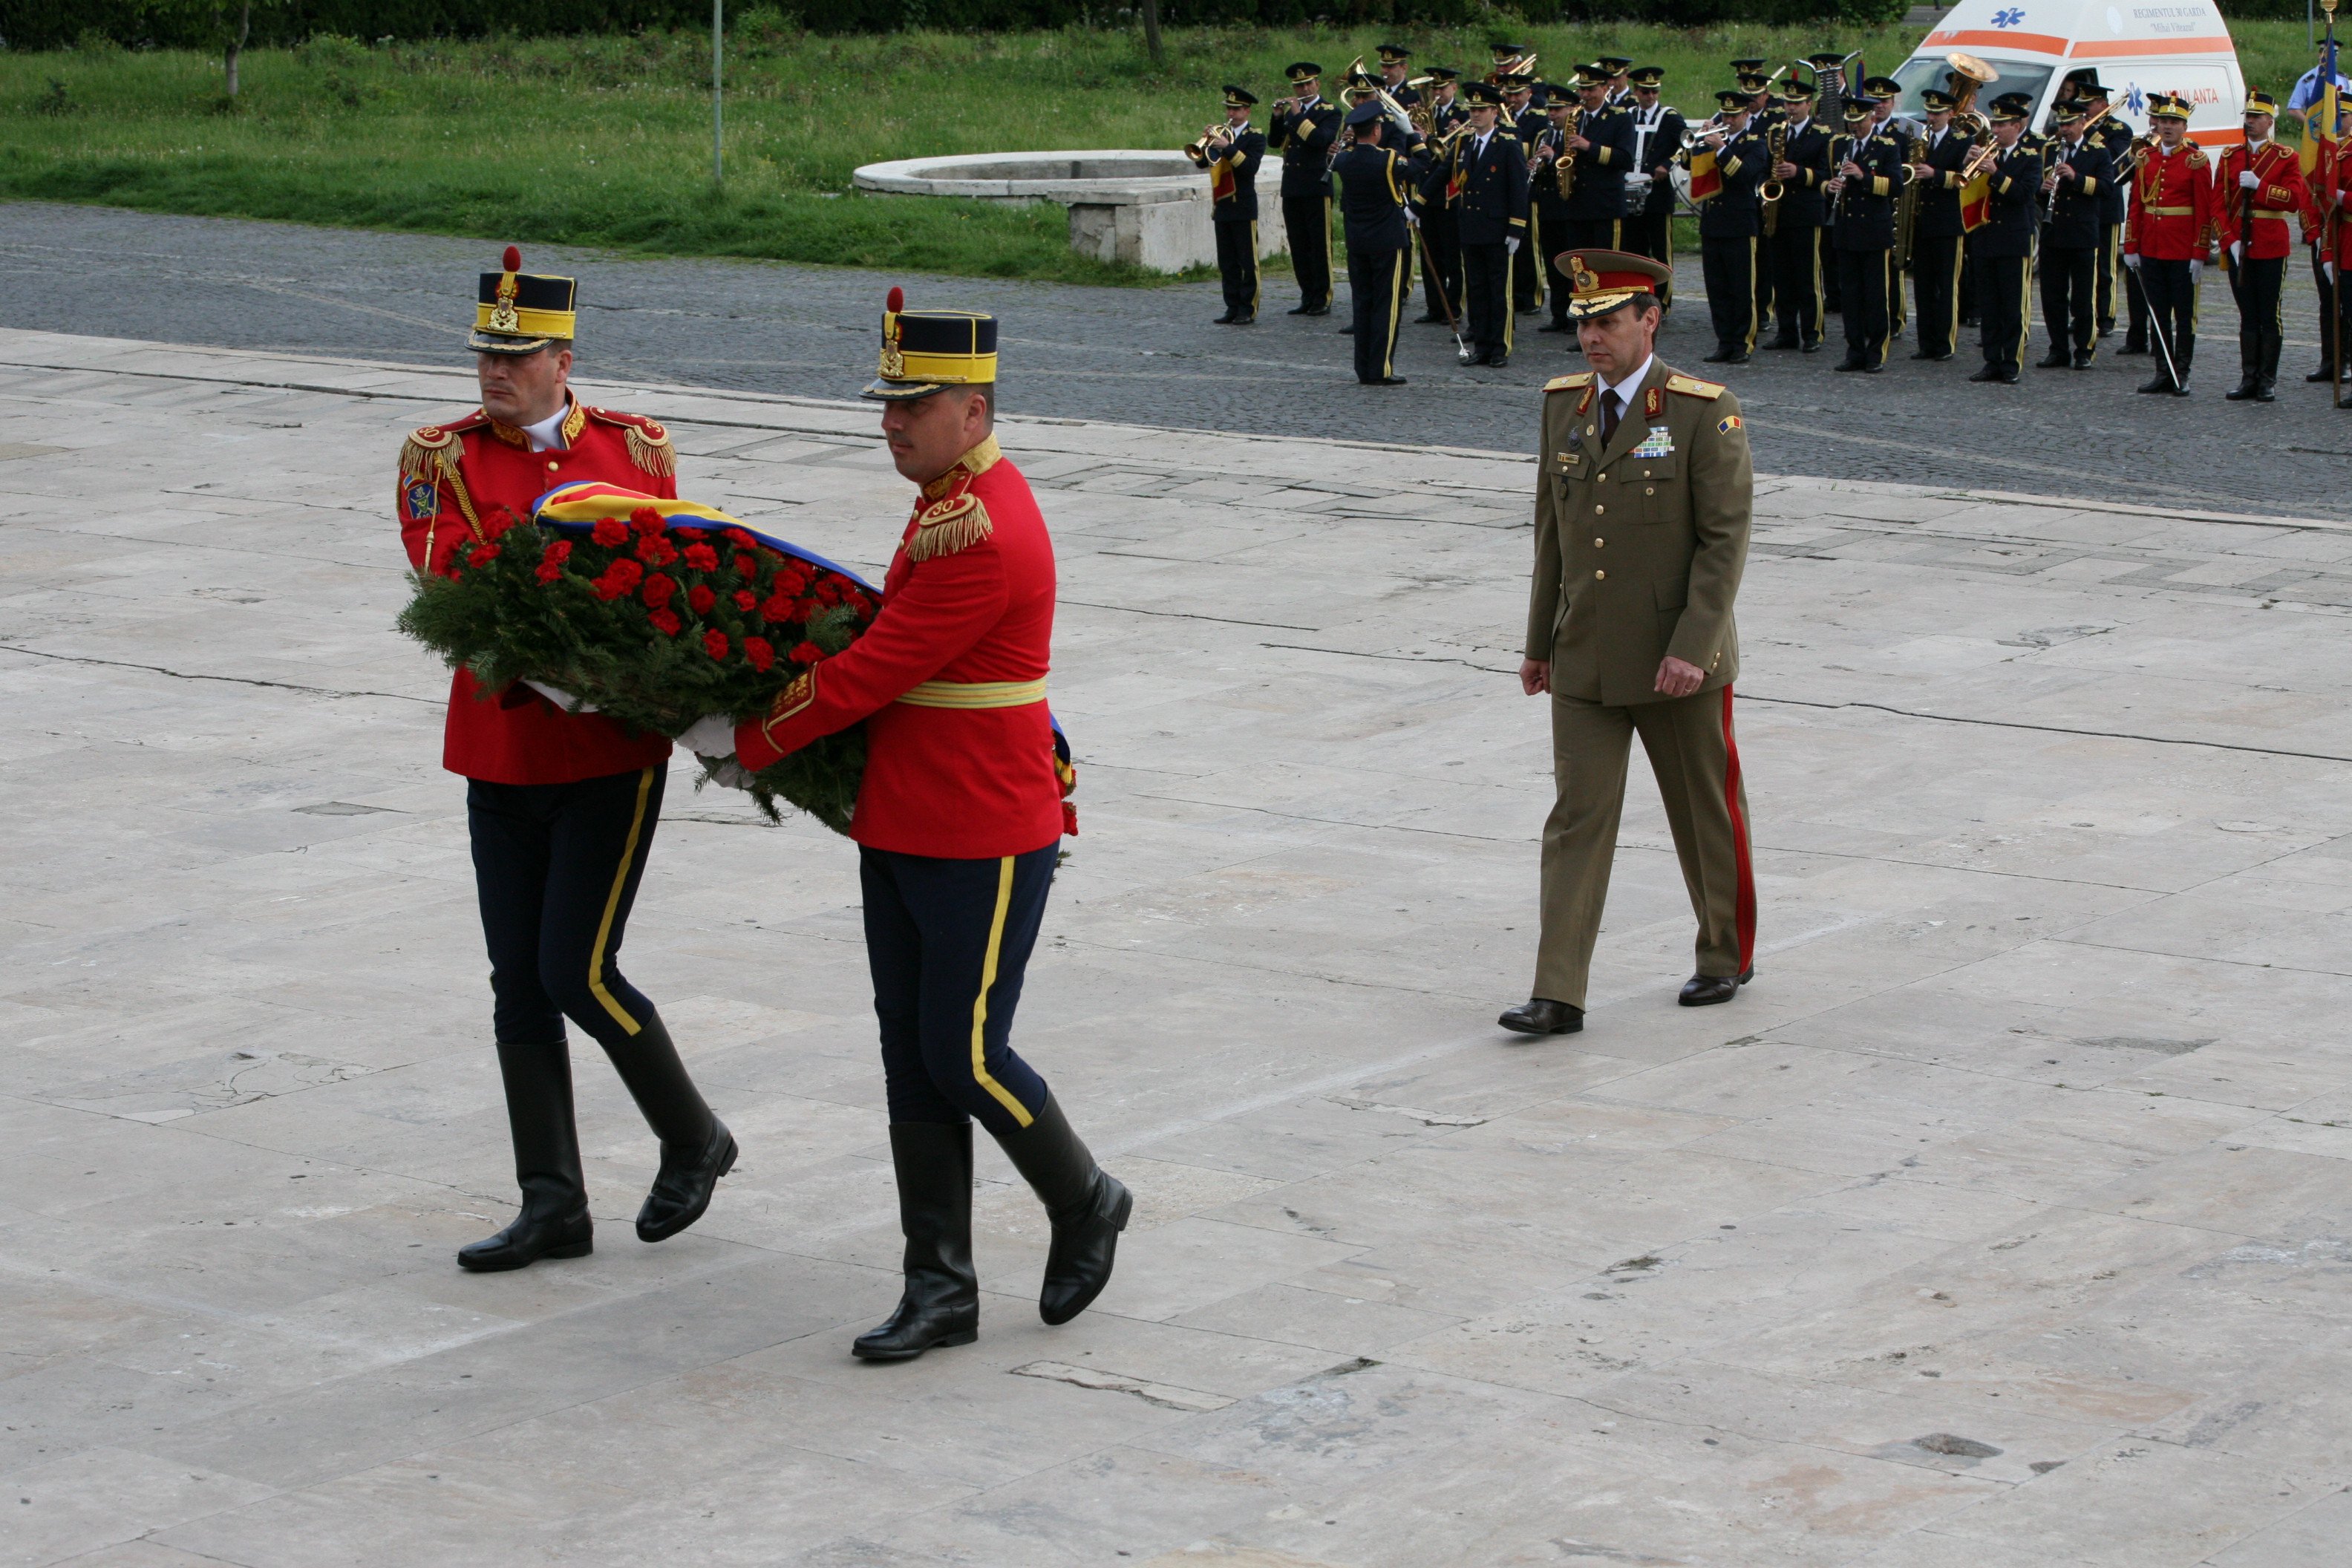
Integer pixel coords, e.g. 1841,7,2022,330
4,0,1921,48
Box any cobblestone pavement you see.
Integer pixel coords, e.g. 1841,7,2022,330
6,200,2351,519
6,328,2352,1567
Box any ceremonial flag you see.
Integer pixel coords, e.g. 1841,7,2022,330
1209,152,1238,206
1686,146,1721,202
1960,167,1992,232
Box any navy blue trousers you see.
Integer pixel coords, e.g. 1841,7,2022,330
860,843,1056,1136
468,765,664,1048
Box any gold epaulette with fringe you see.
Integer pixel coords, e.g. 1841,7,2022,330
1666,374,1726,400
2186,146,2208,172
588,408,678,480
398,414,483,484
906,492,993,563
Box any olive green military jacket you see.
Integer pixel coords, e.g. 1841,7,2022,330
1523,357,1752,707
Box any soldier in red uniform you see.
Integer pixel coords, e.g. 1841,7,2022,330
399,249,734,1273
701,295,1126,1361
2123,94,2218,396
2216,91,2310,401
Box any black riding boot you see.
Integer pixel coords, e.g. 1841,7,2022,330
598,1013,734,1242
853,1123,979,1360
460,1039,592,1272
991,1094,1133,1326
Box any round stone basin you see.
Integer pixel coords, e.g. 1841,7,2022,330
852,150,1202,207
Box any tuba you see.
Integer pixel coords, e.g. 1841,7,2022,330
1945,52,1999,137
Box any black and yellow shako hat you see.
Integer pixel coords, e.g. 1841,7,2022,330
2147,91,2192,122
2245,90,2281,117
1551,249,1670,320
471,245,577,355
863,287,997,402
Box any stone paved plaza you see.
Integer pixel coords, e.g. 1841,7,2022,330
4,316,2352,1568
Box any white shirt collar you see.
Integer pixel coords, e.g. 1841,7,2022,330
1601,355,1655,418
520,402,570,452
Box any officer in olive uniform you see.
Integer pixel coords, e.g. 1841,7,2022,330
1906,88,1974,360
1826,94,1910,370
1187,86,1266,325
1270,64,1344,316
1503,252,1757,1036
2036,102,2114,368
399,251,734,1273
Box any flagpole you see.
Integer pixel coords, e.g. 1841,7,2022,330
2328,0,2342,406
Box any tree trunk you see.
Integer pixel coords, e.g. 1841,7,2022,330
1140,0,1163,68
225,0,252,99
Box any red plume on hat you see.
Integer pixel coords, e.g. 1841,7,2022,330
886,287,904,313
502,245,521,272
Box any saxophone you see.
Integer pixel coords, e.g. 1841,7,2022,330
1550,105,1583,197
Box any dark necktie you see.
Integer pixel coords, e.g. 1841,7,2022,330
1600,388,1622,449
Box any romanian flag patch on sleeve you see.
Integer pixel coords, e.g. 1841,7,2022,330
1718,415,1743,434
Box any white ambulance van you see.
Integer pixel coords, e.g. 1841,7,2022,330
1886,0,2249,147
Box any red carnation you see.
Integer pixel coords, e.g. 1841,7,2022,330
743,636,774,672
467,543,501,568
791,641,825,666
776,566,810,597
675,526,707,541
702,630,730,659
734,552,757,577
630,508,665,534
725,528,755,547
733,589,758,612
636,535,678,567
592,517,630,547
649,607,682,636
683,543,719,572
541,538,573,564
481,507,518,540
641,573,676,608
594,558,644,600
687,584,717,615
759,592,795,621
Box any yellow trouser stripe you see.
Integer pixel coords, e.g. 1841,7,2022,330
588,766,655,1036
970,856,1034,1128
895,677,1048,709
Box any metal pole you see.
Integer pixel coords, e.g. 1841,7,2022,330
713,0,725,185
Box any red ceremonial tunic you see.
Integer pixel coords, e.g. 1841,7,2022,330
2213,140,2308,261
2124,140,2217,261
397,397,679,785
731,435,1065,859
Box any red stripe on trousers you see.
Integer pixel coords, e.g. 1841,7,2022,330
1721,685,1757,972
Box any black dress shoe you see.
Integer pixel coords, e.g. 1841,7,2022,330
1339,324,1356,334
1303,304,1332,316
1832,356,1866,371
1678,970,1754,1007
2072,350,2094,369
1999,368,2020,384
1213,310,1238,324
2308,368,2339,382
1497,998,1583,1035
1231,316,1255,326
1800,340,1823,353
1718,350,1751,364
1702,347,1737,362
1486,350,1509,368
2136,373,2175,393
992,1095,1132,1326
2036,351,2071,369
1363,376,1409,385
1763,336,1799,350
1910,350,1953,362
2169,380,2192,396
638,1116,737,1241
2117,339,2148,356
459,1204,592,1272
2255,380,2276,402
1414,313,1444,324
1861,361,1884,372
854,1123,979,1360
1967,364,2004,382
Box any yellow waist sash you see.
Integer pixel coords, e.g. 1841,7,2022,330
2145,204,2193,216
895,678,1048,710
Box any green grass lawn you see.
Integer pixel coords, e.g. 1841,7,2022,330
0,21,2323,285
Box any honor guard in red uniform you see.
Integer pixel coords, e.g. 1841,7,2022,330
399,249,734,1273
2123,94,2218,395
2215,91,2310,401
717,295,1126,1361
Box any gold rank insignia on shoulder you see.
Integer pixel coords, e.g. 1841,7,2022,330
1666,374,1726,400
1544,373,1595,392
1644,386,1664,418
906,491,993,563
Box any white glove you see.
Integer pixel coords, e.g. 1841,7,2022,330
2189,258,2204,285
674,713,736,757
703,758,758,791
2123,252,2141,272
1505,236,1521,255
522,679,598,713
2230,241,2244,266
2239,170,2260,189
2329,261,2339,284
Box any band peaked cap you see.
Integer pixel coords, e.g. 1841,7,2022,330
471,245,577,354
864,288,999,402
